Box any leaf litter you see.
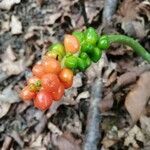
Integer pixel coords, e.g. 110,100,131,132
0,0,150,149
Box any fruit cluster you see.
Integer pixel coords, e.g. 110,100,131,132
20,27,109,111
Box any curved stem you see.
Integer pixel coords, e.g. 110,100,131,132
107,35,150,63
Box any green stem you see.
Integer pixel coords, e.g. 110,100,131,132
107,35,150,63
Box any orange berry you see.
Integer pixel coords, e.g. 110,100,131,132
42,56,61,74
51,82,64,101
20,86,36,101
41,73,60,92
32,63,45,78
59,68,74,89
64,34,80,54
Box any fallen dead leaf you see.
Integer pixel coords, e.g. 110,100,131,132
76,91,90,103
10,15,22,35
125,71,150,122
0,101,11,118
72,73,83,88
114,64,150,92
1,136,12,150
100,92,114,112
102,136,117,148
0,46,25,76
0,0,21,10
30,134,43,148
116,0,150,38
124,125,145,148
51,132,81,150
0,85,20,103
44,13,62,25
140,115,150,138
48,122,62,135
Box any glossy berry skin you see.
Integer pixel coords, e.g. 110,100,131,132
51,83,64,101
42,56,61,74
72,31,85,44
64,55,78,70
48,43,65,61
64,34,80,54
32,63,45,78
20,86,36,101
59,68,73,89
34,90,53,111
90,47,102,63
77,57,87,71
41,73,60,92
98,35,110,50
84,27,98,45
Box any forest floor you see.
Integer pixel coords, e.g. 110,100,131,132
0,0,150,150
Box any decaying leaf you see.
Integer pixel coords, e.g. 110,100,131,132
51,132,81,150
0,101,11,118
114,64,150,92
124,125,145,148
0,0,21,10
140,115,150,138
100,92,114,112
0,85,20,103
125,71,150,122
1,136,12,150
0,46,25,76
48,122,62,135
10,15,22,35
116,0,150,38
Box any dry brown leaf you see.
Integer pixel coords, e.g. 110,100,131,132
0,46,25,76
114,65,150,91
116,0,150,38
100,92,114,112
0,0,21,10
0,101,11,118
0,85,20,103
1,136,12,150
51,132,81,150
140,115,150,138
125,71,150,122
10,15,22,35
124,125,145,148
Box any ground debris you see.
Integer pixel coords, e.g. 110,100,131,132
125,71,150,122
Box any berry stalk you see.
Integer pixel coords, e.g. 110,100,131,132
107,35,150,62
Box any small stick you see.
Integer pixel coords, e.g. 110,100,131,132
83,78,103,150
79,0,89,27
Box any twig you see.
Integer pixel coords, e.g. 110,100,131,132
83,78,103,150
102,0,118,24
79,0,89,27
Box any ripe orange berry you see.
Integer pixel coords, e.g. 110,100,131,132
20,86,36,101
32,63,45,78
42,56,61,74
59,68,74,89
64,34,80,54
51,82,64,101
41,73,60,92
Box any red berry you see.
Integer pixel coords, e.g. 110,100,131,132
34,90,53,111
20,86,36,101
32,63,45,78
41,73,60,92
51,82,64,101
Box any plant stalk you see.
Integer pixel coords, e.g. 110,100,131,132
107,34,150,63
